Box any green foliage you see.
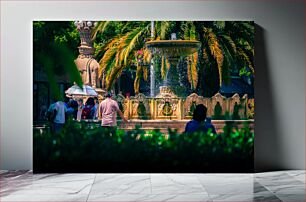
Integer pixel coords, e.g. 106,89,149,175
33,21,254,97
34,120,254,172
93,21,254,96
239,67,252,77
33,21,82,100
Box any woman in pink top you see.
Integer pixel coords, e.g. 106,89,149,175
99,92,127,126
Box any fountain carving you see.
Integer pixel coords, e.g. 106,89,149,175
146,34,201,96
129,93,151,119
119,92,254,133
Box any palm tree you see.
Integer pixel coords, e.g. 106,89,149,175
92,21,254,96
92,21,151,93
183,21,254,96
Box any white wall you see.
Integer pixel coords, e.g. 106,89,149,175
1,0,305,170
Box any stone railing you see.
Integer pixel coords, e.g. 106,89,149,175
114,92,254,120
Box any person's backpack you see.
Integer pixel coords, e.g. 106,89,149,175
47,109,57,122
82,105,93,119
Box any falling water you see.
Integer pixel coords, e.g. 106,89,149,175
163,63,170,86
150,21,155,97
161,33,177,89
150,60,155,97
146,32,200,96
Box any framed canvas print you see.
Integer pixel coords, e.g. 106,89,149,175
33,21,254,172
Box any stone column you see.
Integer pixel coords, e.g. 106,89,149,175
74,21,105,96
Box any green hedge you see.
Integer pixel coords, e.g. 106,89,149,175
34,120,254,173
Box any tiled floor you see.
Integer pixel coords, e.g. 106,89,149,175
0,170,305,201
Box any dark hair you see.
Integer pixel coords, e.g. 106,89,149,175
85,97,95,106
64,97,70,103
192,104,207,122
69,100,78,109
105,91,112,98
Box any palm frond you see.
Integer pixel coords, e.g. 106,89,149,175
237,47,254,73
98,36,123,78
220,43,233,85
134,77,140,94
221,35,237,54
134,64,142,94
143,66,148,81
116,35,129,66
187,52,198,89
160,21,171,40
105,65,123,90
204,28,224,86
228,21,254,48
143,48,152,64
239,22,254,39
91,21,111,40
105,37,119,50
182,22,196,40
202,48,209,63
98,44,118,78
122,24,150,66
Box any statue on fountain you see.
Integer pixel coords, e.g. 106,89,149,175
74,21,103,91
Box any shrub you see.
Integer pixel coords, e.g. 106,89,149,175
33,120,254,173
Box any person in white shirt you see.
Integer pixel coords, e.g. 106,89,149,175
53,99,67,133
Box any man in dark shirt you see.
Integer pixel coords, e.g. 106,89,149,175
185,104,216,134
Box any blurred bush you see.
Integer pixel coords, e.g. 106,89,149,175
34,120,254,173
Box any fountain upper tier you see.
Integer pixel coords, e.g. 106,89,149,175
145,40,201,58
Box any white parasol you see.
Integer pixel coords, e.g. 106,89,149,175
65,84,98,98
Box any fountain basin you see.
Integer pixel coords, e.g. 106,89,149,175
146,40,201,58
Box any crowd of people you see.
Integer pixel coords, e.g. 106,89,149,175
47,92,127,133
46,93,215,134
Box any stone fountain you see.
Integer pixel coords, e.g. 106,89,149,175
146,33,201,96
64,26,254,133
116,34,254,133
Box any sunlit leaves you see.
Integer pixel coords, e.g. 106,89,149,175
187,52,198,90
181,21,197,40
204,27,224,86
93,21,254,94
91,21,111,40
134,64,142,94
97,22,151,90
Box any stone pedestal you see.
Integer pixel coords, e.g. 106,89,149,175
74,21,105,96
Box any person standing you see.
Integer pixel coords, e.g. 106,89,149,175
82,97,95,119
93,97,99,120
53,99,67,133
76,99,84,121
46,101,56,122
99,92,128,127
